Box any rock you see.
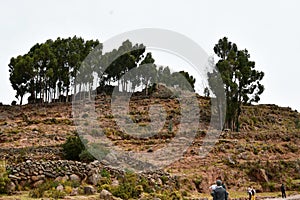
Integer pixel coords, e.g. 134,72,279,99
84,185,96,195
8,175,21,180
55,175,69,182
69,174,81,182
87,173,100,185
70,187,79,196
111,179,119,187
56,184,64,191
33,180,44,188
31,175,45,182
44,171,56,178
5,181,16,194
100,189,113,200
157,178,163,186
258,168,269,182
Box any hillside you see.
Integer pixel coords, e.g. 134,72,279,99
0,93,300,197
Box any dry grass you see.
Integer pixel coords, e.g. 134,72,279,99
0,191,99,200
194,190,300,199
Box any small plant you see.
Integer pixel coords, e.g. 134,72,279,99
295,118,300,129
262,181,276,192
161,175,168,185
112,171,143,199
49,189,66,199
82,113,89,118
193,176,202,192
64,180,80,188
64,185,72,194
62,132,85,161
100,169,111,178
0,174,10,194
79,149,95,163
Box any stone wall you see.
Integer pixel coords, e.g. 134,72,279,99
6,159,175,189
7,160,103,187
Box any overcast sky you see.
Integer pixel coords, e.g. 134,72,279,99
1,0,300,110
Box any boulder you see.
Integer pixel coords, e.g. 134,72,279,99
56,184,64,191
69,174,81,182
33,180,44,188
87,173,100,185
253,168,269,182
55,175,69,182
100,189,113,200
84,185,96,195
111,179,119,187
70,187,79,196
5,181,16,194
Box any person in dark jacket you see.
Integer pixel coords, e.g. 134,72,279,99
281,183,286,198
247,187,252,200
211,180,228,200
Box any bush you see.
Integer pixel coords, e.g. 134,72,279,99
29,180,59,198
0,174,10,194
48,189,66,199
62,132,96,162
112,172,142,199
62,132,85,161
79,149,95,163
100,169,111,178
262,181,276,192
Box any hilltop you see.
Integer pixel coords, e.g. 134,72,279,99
0,92,300,197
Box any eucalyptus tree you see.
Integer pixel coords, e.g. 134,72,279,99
209,37,264,131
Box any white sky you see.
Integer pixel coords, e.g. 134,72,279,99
1,0,300,111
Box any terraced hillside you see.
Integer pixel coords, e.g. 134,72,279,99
0,93,300,195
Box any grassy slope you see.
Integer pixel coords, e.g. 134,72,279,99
0,95,300,196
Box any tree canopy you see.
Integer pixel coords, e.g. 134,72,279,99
9,36,196,105
208,37,264,131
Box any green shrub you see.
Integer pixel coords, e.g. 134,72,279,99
161,175,168,185
79,149,95,163
100,169,111,178
262,181,276,192
62,133,95,162
112,172,141,200
31,180,59,197
62,132,85,161
29,188,45,198
0,174,10,194
295,118,300,129
63,180,80,188
48,189,66,199
170,191,182,200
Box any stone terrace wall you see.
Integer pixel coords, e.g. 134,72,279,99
6,160,176,189
7,160,104,186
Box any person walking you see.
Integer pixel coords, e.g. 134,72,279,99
211,180,228,200
251,187,256,200
281,183,287,198
247,186,252,200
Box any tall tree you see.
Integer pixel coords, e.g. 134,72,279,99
9,55,34,105
210,37,264,131
139,52,156,95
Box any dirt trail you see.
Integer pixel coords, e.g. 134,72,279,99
264,195,300,200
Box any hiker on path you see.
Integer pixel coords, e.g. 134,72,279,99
211,180,228,200
247,187,252,200
281,183,286,198
251,187,256,200
209,184,217,191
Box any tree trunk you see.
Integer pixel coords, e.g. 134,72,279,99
20,96,23,106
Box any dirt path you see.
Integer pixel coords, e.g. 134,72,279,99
264,194,300,200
